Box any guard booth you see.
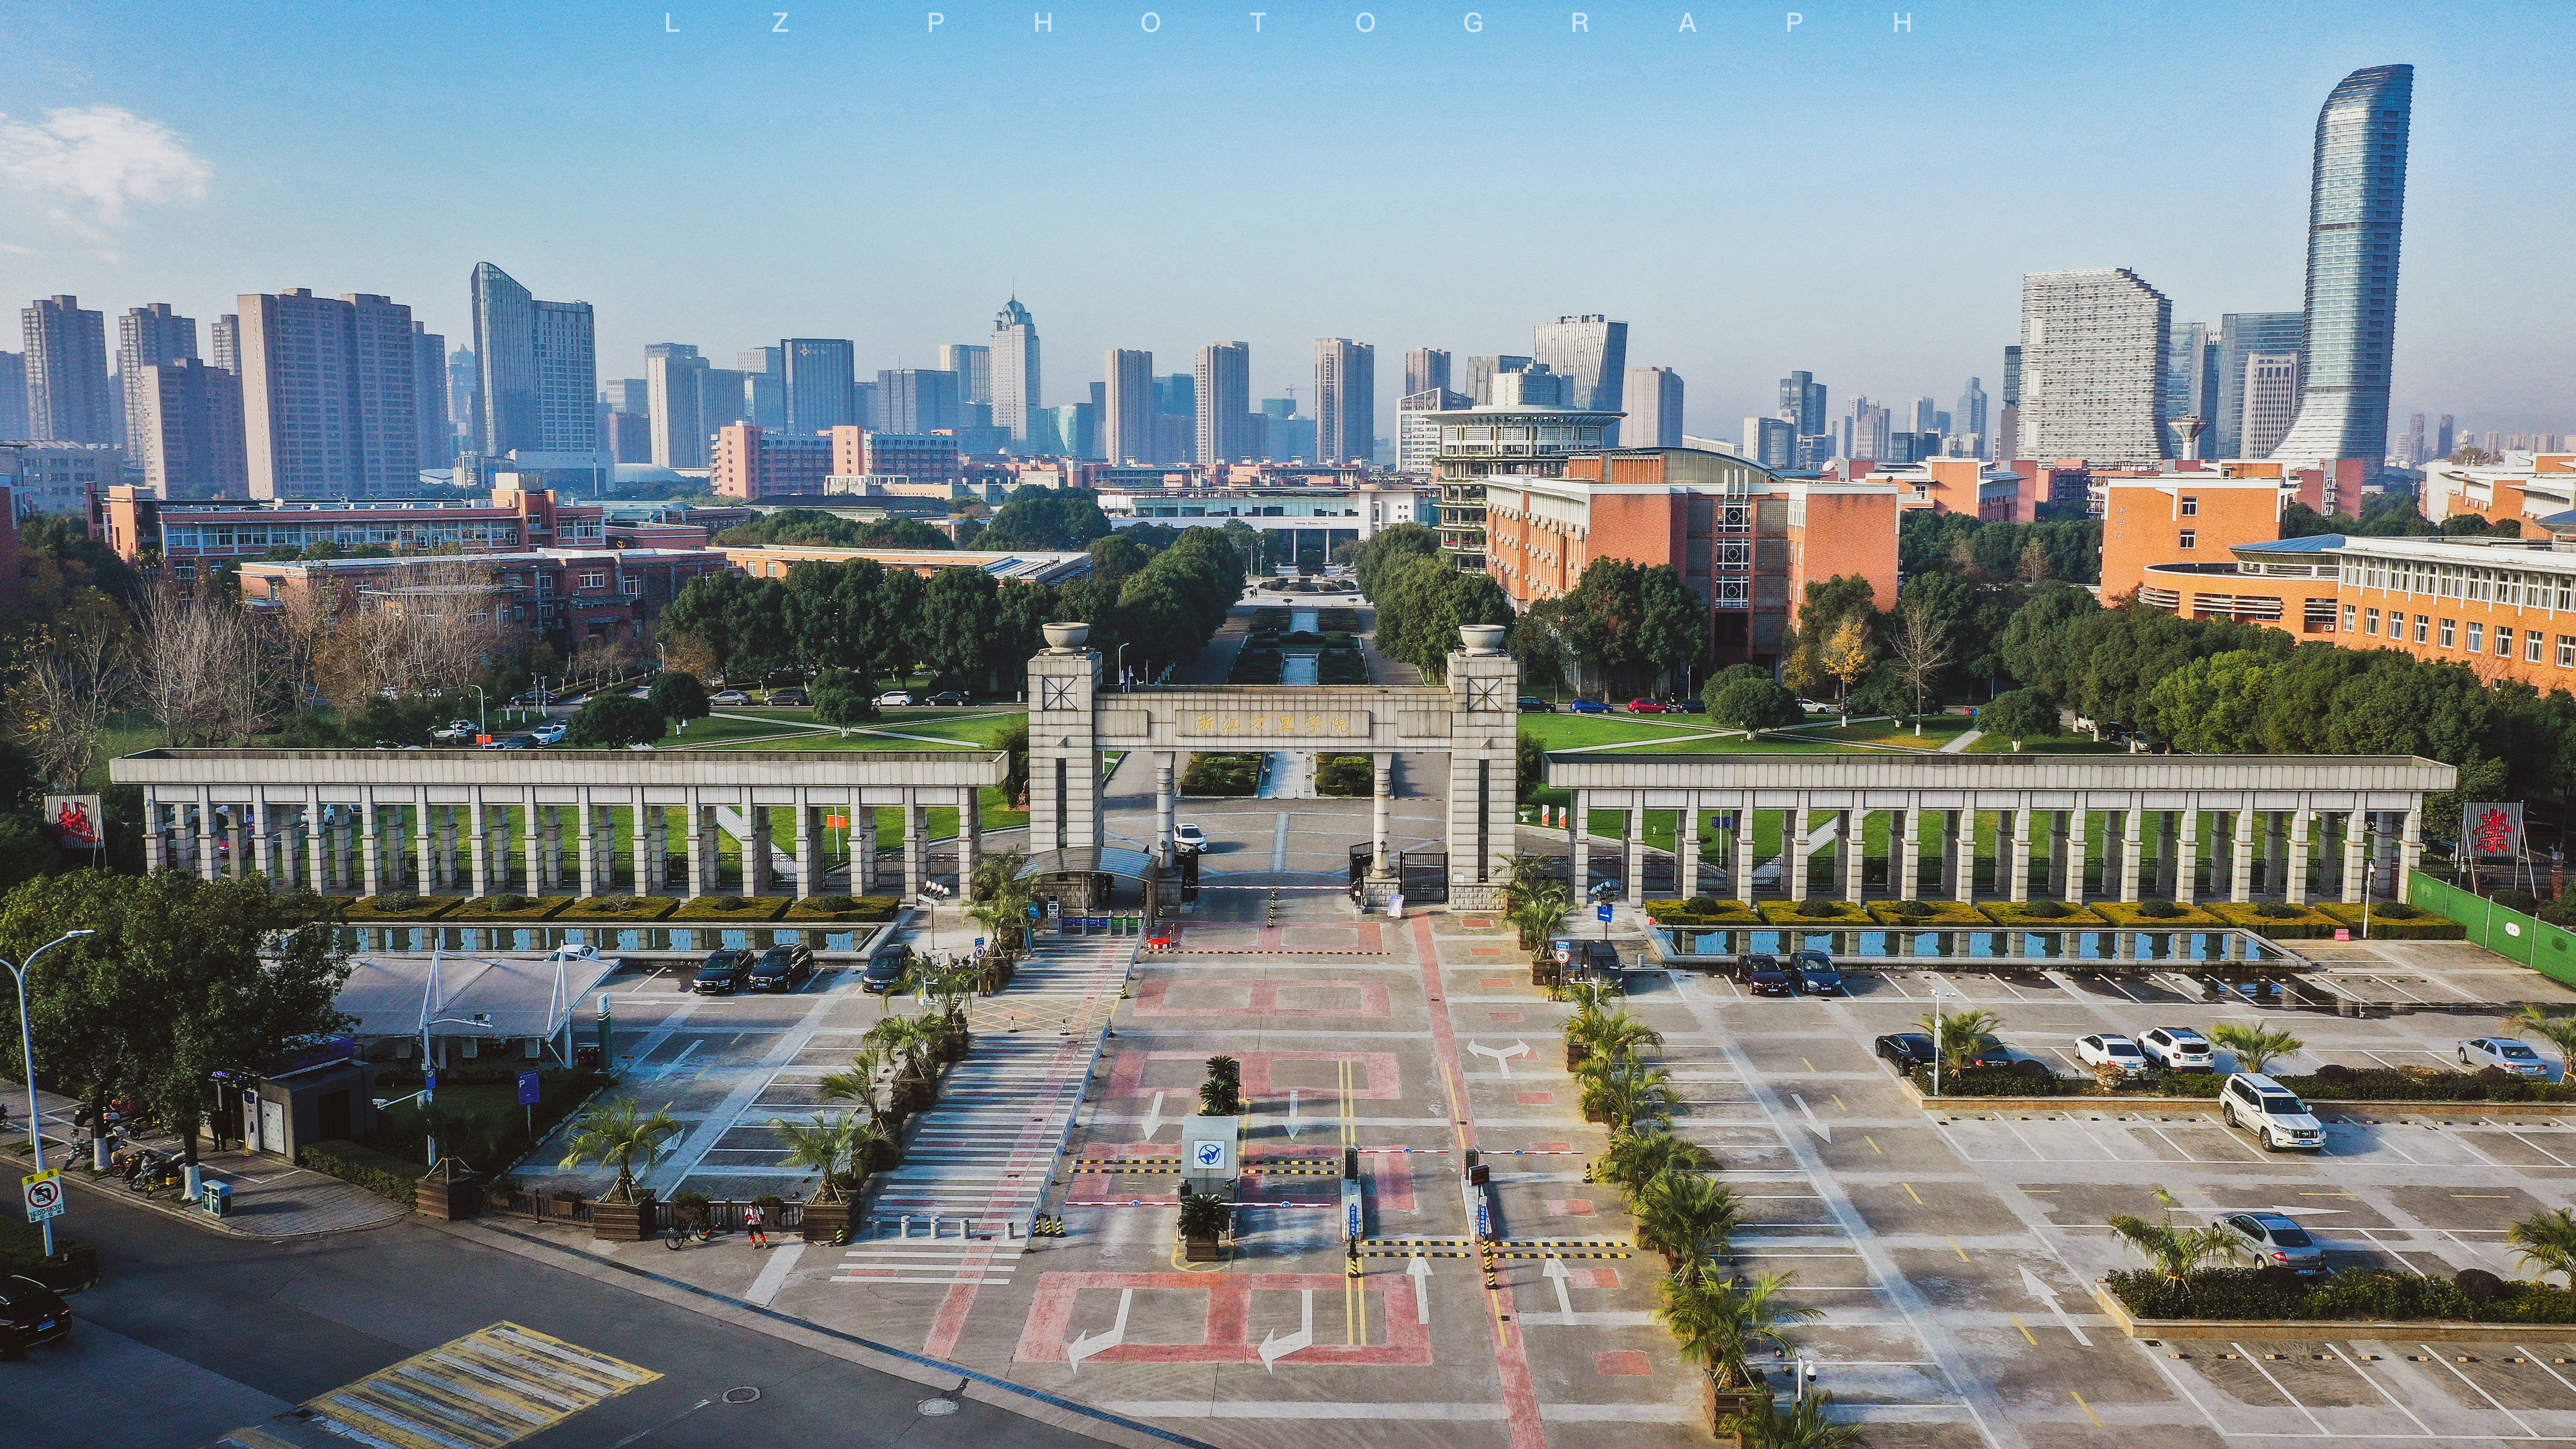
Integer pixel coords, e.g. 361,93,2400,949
1019,846,1162,925
242,1037,377,1160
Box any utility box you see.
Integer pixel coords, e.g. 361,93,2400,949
1181,1115,1237,1200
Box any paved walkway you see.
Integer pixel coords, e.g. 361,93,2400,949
1939,727,1985,752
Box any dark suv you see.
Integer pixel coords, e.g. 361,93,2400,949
0,1274,73,1359
750,943,815,992
859,943,913,995
692,949,754,995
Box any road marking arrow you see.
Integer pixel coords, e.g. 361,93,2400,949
1406,1256,1433,1324
2018,1265,2092,1346
1791,1093,1831,1143
1259,1288,1315,1372
1285,1087,1302,1139
1542,1255,1575,1315
1469,1039,1534,1077
1067,1287,1133,1372
1140,1090,1165,1144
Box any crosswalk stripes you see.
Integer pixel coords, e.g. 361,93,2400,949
214,1322,659,1449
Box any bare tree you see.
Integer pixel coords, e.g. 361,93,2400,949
5,621,129,788
309,558,517,707
1886,596,1953,737
136,581,256,745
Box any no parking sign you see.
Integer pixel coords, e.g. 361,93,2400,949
22,1168,63,1223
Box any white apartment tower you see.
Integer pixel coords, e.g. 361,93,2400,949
991,298,1041,442
2018,267,2172,465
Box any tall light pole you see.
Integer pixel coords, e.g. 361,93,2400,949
7,929,99,1259
1928,983,1961,1100
468,683,488,737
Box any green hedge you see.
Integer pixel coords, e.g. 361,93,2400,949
784,895,901,922
2315,901,2464,939
559,895,680,921
1979,901,2105,926
1868,900,1994,927
1182,753,1261,795
1647,899,1764,926
1913,1065,2064,1097
2093,901,2226,927
0,1211,98,1292
1757,900,1873,924
2109,1267,2576,1324
302,1139,432,1204
670,895,791,921
448,895,574,921
2296,1066,2574,1103
1316,756,1373,796
350,893,459,920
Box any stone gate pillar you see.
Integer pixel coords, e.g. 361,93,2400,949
1027,623,1102,859
1443,625,1519,911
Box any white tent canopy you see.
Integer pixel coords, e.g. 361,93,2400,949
335,947,621,1063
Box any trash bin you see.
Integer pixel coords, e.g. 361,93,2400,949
575,1044,603,1070
203,1179,232,1218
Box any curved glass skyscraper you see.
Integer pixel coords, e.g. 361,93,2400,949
2269,64,2411,463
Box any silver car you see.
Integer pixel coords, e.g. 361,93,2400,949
2215,1211,2326,1274
2460,1037,2552,1078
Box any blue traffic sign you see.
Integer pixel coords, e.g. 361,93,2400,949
517,1071,541,1107
1596,903,1613,922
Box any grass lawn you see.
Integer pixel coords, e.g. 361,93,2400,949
1774,718,1976,750
700,709,1026,752
1965,733,2128,754
1517,714,1726,750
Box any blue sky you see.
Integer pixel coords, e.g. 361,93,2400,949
2,0,2568,442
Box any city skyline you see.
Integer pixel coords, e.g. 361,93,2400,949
1,7,2568,445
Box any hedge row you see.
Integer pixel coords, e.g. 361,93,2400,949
558,895,681,920
669,896,791,921
0,1211,98,1292
2109,1267,2576,1324
2316,902,2465,939
1912,1065,2064,1097
302,1139,433,1204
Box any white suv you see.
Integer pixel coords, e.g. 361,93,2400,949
2140,1027,2215,1072
2220,1072,2324,1152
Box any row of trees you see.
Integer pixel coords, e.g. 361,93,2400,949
1512,559,1705,697
1896,510,2100,586
716,508,951,551
1349,524,1518,680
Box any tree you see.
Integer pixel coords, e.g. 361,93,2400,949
1884,594,1953,731
2504,1006,2576,1067
769,1111,864,1201
1821,618,1874,712
1726,1391,1868,1449
1655,1270,1821,1390
2508,1207,2576,1287
565,695,665,748
660,572,792,678
1596,1129,1714,1194
557,1097,683,1203
651,672,710,733
135,581,264,745
1631,1169,1742,1279
1517,729,1546,802
5,620,127,789
2108,1189,2260,1280
811,667,880,728
2209,1023,2301,1075
1353,522,1442,600
1916,1007,2002,1074
2145,651,2278,751
1634,565,1705,693
978,487,1113,551
1711,675,1803,736
1976,688,2058,745
915,566,1003,689
1087,532,1154,582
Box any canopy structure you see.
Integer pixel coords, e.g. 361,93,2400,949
334,947,620,1065
1017,846,1159,881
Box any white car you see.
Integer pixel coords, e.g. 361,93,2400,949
2460,1037,2552,1077
709,689,754,706
1172,823,1207,855
531,722,568,745
2076,1034,2150,1074
430,719,478,742
2221,1072,2324,1152
875,690,916,707
2139,1026,2216,1072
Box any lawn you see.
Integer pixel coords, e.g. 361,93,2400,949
1773,718,1976,750
1964,733,2128,755
1517,714,1726,750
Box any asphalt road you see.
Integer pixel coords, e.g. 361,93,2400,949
6,1188,1118,1449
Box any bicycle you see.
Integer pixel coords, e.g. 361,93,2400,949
664,1218,716,1249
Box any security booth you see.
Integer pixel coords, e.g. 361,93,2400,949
242,1036,378,1160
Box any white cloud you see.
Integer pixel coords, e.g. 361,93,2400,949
0,106,209,233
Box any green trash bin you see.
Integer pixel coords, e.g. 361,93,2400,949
203,1179,232,1218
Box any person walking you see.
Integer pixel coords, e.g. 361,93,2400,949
744,1201,769,1249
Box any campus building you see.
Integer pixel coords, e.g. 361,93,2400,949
234,545,731,647
1098,480,1430,570
721,544,1094,586
104,484,608,577
710,424,833,499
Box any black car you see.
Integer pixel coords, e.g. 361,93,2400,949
1671,697,1707,714
1740,954,1794,996
692,949,754,995
859,943,913,994
1517,696,1554,713
750,943,815,991
767,688,809,706
0,1274,73,1359
1790,949,1843,995
927,690,972,707
1874,1031,2014,1072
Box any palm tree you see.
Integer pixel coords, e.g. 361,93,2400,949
2508,1207,2576,1286
1655,1270,1822,1391
1579,1059,1676,1132
1725,1389,1867,1449
865,1014,936,1083
557,1097,684,1204
2107,1190,2259,1280
1510,877,1573,952
1597,1129,1715,1195
1501,852,1562,909
1633,1170,1743,1279
1916,1008,2003,1074
2503,1006,2576,1070
817,1048,887,1119
770,1111,862,1202
2209,1024,2303,1076
1587,1010,1666,1065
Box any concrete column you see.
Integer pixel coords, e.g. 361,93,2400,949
2232,807,2257,903
2289,809,2313,905
1842,810,1865,901
1951,810,1975,903
468,802,490,898
2265,812,2288,897
750,807,774,895
360,803,383,898
2068,809,2090,901
1157,753,1178,870
1625,805,1645,908
409,806,432,893
2116,811,2140,902
1785,797,1809,902
227,810,249,881
856,808,877,893
959,789,981,896
2341,811,2368,904
145,800,168,874
684,803,709,897
1570,790,1590,902
902,797,926,901
1371,753,1393,877
1733,796,1756,901
1900,806,1922,900
2174,804,2199,904
2398,809,2423,896
645,807,668,893
579,802,603,898
2010,807,2034,902
795,804,819,898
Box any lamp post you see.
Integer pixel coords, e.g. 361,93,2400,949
1928,983,1961,1100
1116,642,1129,695
6,929,99,1259
468,684,488,737
419,1013,494,1168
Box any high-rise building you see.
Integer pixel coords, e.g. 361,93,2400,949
601,377,649,415
237,288,421,499
605,411,651,464
2018,267,2172,465
1778,371,1827,436
470,262,599,457
1315,339,1375,464
1998,346,2023,458
781,338,857,433
1626,366,1684,448
1036,403,1098,459
939,344,991,406
2220,322,2306,456
875,368,961,434
1103,350,1154,464
1531,315,1627,416
209,315,240,375
2239,353,2303,459
1195,342,1251,464
1397,387,1473,473
135,359,246,498
117,304,198,469
736,348,785,430
2402,413,2426,467
0,351,26,438
2160,320,2220,441
1743,416,1795,470
1908,397,1939,435
991,298,1040,443
2436,415,2456,460
447,347,482,454
1955,378,1989,456
1490,367,1566,407
648,353,712,468
711,423,833,499
1405,348,1451,397
2270,64,2412,463
411,321,449,467
1846,398,1891,463
21,295,112,443
1461,355,1532,407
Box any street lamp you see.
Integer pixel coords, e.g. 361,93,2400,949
1928,983,1962,1100
1115,642,1129,695
7,929,98,1259
419,1013,495,1168
468,683,488,737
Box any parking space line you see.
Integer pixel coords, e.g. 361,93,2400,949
2506,1131,2573,1167
2325,1342,2439,1438
2007,1314,2037,1345
2420,1343,2541,1437
1902,1183,1923,1206
2232,1341,2330,1433
1947,1237,1970,1262
2517,1346,2576,1405
2069,1391,2103,1427
2139,1123,2208,1164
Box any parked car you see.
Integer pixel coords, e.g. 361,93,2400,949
2460,1036,2552,1077
709,689,754,706
692,949,754,995
750,943,816,991
1569,698,1610,715
1789,948,1842,995
1739,954,1794,996
2076,1033,2150,1074
859,943,913,994
482,733,538,750
2139,1026,2215,1072
927,691,972,707
1172,822,1207,855
2220,1072,2324,1151
1517,696,1555,713
875,691,917,708
510,689,562,707
2213,1211,2326,1274
431,719,479,742
1626,698,1667,714
1874,1031,2013,1073
1671,697,1707,714
0,1274,74,1359
767,688,808,706
531,722,568,745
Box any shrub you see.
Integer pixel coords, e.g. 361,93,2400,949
2312,1063,2356,1086
2457,1268,2510,1305
1913,1065,2061,1097
1683,897,1720,914
380,891,420,911
494,893,530,912
2022,900,2072,919
2496,890,2543,914
1794,897,1840,918
2135,899,2183,919
2254,901,2303,919
2374,901,2421,920
1316,756,1374,797
814,894,857,912
301,1139,430,1204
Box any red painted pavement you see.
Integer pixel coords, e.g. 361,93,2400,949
1104,1049,1402,1100
1131,979,1393,1018
1014,1272,1431,1366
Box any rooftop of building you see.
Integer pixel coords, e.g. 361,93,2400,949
718,543,1092,582
238,546,724,574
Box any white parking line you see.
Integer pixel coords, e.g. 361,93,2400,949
2420,1342,2541,1438
2506,1130,2573,1167
2325,1343,2438,1439
2231,1341,2330,1434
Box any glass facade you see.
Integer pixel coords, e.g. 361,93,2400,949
2269,64,2411,463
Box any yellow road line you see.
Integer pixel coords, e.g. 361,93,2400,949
2072,1390,2104,1426
1801,1057,1815,1071
1902,1182,1924,1206
1832,1094,1847,1112
1864,1136,1883,1155
1947,1237,1970,1262
2009,1314,2037,1345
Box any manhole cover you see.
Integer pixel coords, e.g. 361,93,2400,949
919,1398,960,1417
723,1386,762,1405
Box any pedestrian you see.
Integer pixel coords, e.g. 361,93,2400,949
745,1201,769,1249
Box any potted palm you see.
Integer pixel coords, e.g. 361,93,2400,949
1564,999,1607,1071
1655,1270,1822,1443
2108,1188,2260,1280
557,1097,683,1241
1595,1129,1715,1196
771,1111,862,1242
1199,1055,1245,1116
1179,1189,1233,1261
1631,1170,1743,1278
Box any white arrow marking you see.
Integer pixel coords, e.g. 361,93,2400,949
1140,1091,1165,1144
1067,1287,1133,1372
1285,1087,1302,1139
1791,1093,1831,1144
1542,1255,1575,1315
1258,1288,1315,1372
1469,1039,1533,1078
2018,1265,2092,1346
1406,1256,1433,1324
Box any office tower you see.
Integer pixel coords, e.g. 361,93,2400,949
733,348,784,429
1397,387,1473,473
1626,366,1685,448
209,315,240,375
1955,378,1989,457
876,368,962,434
1743,416,1795,470
1531,315,1627,415
410,321,449,467
647,353,711,468
21,296,112,443
447,348,482,454
236,289,420,499
1777,371,1827,436
781,338,857,433
1491,363,1565,407
1195,342,1251,464
1103,349,1153,464
940,344,992,406
136,359,246,498
1847,398,1891,462
2482,431,2501,455
736,347,779,377
0,351,25,438
601,377,650,415
2436,415,2455,460
117,304,199,467
1462,355,1531,406
2160,321,2220,444
2239,353,2303,458
604,412,650,464
991,298,1040,442
2403,413,2426,466
1315,339,1375,464
2270,65,2412,462
1405,348,1452,397
469,263,598,459
1998,346,2023,458
644,342,699,361
1908,396,1939,435
2018,267,2172,464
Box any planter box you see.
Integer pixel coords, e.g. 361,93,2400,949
415,1171,483,1221
2092,1283,2576,1343
447,897,573,922
1900,1077,2576,1117
349,894,459,920
1645,901,1763,927
801,1198,852,1244
1704,1381,1766,1445
1979,901,2106,927
2204,901,2342,938
1184,1236,1223,1262
589,1197,657,1243
671,896,793,922
1867,901,1992,927
2093,901,2227,927
1755,901,1873,926
558,897,680,922
2317,902,2465,939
